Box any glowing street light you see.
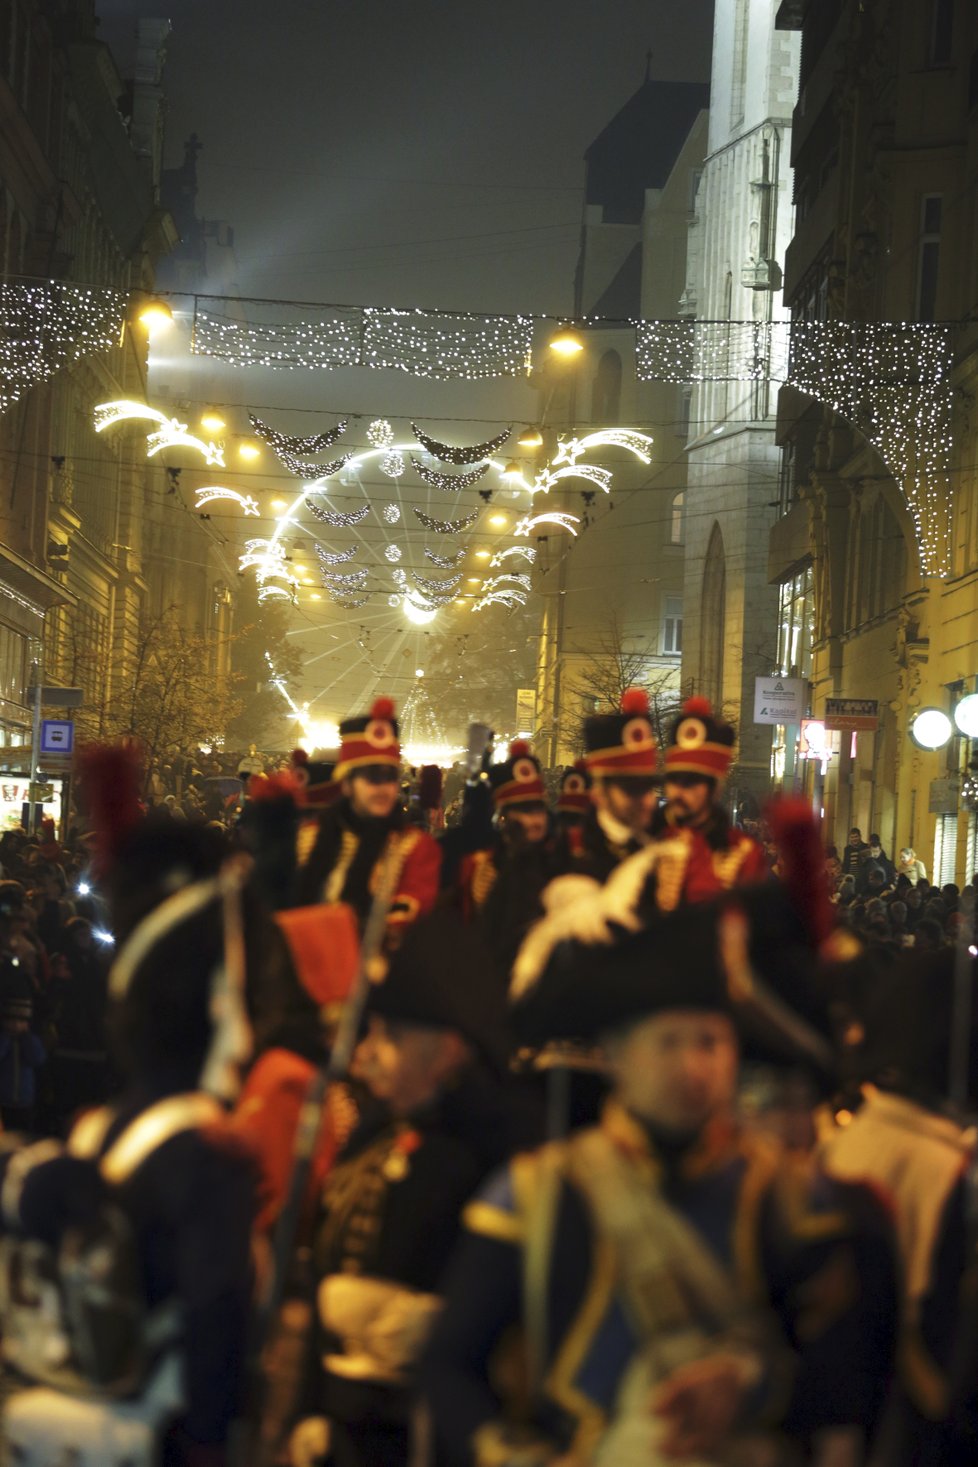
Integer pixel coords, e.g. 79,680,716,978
517,425,544,449
136,296,173,334
910,707,954,750
549,327,584,358
200,407,226,434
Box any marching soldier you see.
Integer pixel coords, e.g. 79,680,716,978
553,760,592,856
295,696,441,933
425,868,898,1467
574,688,661,882
653,696,769,901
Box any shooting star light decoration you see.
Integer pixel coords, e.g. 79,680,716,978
94,400,225,467
194,486,260,516
515,511,580,538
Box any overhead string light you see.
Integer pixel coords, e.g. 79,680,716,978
248,414,348,453
411,423,511,464
194,486,260,516
414,571,463,594
383,503,401,524
367,419,395,449
0,283,126,416
385,545,403,563
304,499,370,528
323,568,368,590
331,595,371,610
414,508,480,534
381,450,406,478
410,458,490,492
423,546,464,568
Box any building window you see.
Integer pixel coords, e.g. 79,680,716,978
916,195,942,322
933,812,958,886
591,349,621,424
700,523,726,707
670,492,685,544
776,566,814,679
930,0,953,66
0,623,28,706
730,0,750,128
677,385,692,438
663,597,683,655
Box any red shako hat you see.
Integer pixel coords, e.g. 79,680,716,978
334,696,400,779
556,759,592,815
489,740,547,810
289,748,339,808
664,696,735,783
583,688,658,778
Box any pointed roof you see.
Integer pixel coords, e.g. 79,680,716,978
585,77,709,224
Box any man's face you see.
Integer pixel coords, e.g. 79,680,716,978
664,775,714,828
353,1014,466,1118
869,844,882,859
906,887,922,908
344,768,400,820
501,805,548,845
605,1010,738,1135
848,830,862,847
594,776,659,836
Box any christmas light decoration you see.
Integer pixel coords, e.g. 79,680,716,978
385,545,403,562
323,568,368,590
411,423,511,464
383,503,401,524
532,464,613,496
552,429,654,466
410,458,490,492
94,400,225,467
239,538,298,602
316,545,358,569
276,451,352,478
193,486,260,516
304,500,370,528
489,545,536,568
258,584,294,604
193,303,362,370
473,589,528,612
392,569,409,589
483,572,531,594
381,450,405,478
0,283,126,416
414,571,463,593
331,595,370,610
367,419,395,448
635,320,790,384
248,414,347,453
402,594,439,626
515,511,580,537
423,547,464,568
388,594,401,608
414,508,480,534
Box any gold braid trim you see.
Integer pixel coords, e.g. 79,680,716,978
324,829,359,905
471,850,499,910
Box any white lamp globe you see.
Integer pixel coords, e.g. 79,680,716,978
910,707,953,750
954,694,978,739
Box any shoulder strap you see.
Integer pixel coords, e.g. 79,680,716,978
68,1094,225,1185
521,1144,566,1399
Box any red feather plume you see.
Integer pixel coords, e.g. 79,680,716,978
682,696,713,717
620,687,649,715
291,747,310,767
509,739,531,758
766,797,834,947
371,696,396,721
248,770,301,803
76,742,143,878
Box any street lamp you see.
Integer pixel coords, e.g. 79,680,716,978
910,707,954,750
517,425,544,449
954,694,978,738
135,296,174,334
549,327,584,358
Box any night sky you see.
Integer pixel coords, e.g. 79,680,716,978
95,1,716,737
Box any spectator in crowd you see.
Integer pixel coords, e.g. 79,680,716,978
897,846,927,884
842,826,870,874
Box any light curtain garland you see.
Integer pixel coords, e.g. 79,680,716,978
304,499,370,528
411,423,511,464
248,414,347,453
0,283,126,415
414,508,480,534
410,457,490,492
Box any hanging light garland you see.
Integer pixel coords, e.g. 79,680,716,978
414,508,480,534
0,283,126,416
276,450,353,478
194,486,260,516
248,414,348,454
323,568,368,590
304,499,370,528
385,545,403,563
388,594,401,608
410,458,490,492
414,570,463,594
316,545,358,568
383,503,401,524
515,510,580,538
381,450,406,478
331,595,370,610
423,546,464,568
367,418,395,448
411,423,511,464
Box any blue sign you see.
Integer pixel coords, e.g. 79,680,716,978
40,719,74,756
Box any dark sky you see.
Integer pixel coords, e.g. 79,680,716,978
100,1,714,315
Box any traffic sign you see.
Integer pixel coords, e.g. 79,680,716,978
40,720,74,757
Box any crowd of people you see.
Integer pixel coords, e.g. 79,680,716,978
0,690,974,1467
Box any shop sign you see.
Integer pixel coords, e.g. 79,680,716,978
753,676,807,725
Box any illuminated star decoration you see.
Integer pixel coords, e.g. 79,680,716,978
410,458,490,492
473,589,527,612
515,511,580,538
411,423,511,464
490,545,536,568
532,464,613,496
552,429,654,467
194,486,260,516
239,538,298,603
94,400,225,466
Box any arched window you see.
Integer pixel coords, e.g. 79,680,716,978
670,491,684,544
700,522,726,707
592,349,622,424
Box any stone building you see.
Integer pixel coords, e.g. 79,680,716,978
680,0,800,810
770,0,978,879
533,69,709,765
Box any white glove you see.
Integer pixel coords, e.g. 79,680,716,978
288,1415,330,1467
